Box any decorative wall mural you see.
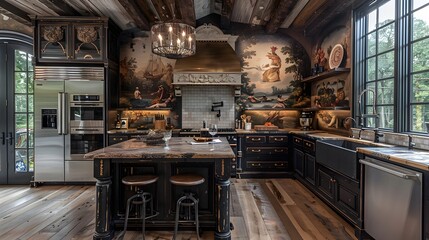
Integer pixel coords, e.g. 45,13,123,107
314,78,350,108
119,36,176,109
236,34,310,111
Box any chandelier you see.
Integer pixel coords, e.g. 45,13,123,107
151,20,196,59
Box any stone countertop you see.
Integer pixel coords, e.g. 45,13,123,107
84,137,235,160
357,147,429,171
236,128,302,134
107,128,181,134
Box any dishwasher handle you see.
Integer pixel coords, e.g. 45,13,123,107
360,159,419,180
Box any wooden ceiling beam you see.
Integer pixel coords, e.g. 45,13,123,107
303,0,366,36
0,1,31,25
265,0,297,34
118,0,150,30
176,0,196,27
150,0,172,22
220,0,235,29
37,0,80,16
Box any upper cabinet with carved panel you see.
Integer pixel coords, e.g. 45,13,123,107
32,16,119,64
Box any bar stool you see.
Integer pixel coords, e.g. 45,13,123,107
170,174,205,240
119,175,159,240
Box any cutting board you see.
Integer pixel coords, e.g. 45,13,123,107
254,125,279,131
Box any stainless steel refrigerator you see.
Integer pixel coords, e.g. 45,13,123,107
34,66,105,183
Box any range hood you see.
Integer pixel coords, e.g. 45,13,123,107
173,41,242,86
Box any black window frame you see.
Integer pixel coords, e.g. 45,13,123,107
353,0,429,134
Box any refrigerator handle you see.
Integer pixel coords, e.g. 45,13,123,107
62,92,68,135
58,93,63,135
58,92,68,135
1,132,5,145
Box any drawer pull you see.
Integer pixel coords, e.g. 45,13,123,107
274,137,283,141
274,149,284,153
274,163,284,167
251,137,262,141
252,163,262,167
251,149,262,153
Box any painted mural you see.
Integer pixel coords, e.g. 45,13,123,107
310,25,352,109
236,34,310,111
119,36,176,109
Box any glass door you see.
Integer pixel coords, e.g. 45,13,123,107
0,38,34,184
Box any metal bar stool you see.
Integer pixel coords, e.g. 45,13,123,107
170,174,205,240
119,175,159,240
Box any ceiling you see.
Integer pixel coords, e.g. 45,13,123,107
0,0,365,36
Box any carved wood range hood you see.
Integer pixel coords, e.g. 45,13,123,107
173,24,242,87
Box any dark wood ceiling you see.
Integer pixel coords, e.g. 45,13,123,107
0,0,366,36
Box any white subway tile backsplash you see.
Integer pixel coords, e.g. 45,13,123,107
181,86,235,129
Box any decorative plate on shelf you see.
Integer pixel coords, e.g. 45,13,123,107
329,44,344,69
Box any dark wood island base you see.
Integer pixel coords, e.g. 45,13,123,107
85,137,234,240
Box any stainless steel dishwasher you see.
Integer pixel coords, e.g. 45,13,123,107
360,157,422,240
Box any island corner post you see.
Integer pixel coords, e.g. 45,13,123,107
89,137,233,240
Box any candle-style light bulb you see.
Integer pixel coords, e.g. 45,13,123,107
182,31,186,37
188,36,192,49
168,26,173,32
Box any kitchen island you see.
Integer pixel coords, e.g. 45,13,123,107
84,137,234,240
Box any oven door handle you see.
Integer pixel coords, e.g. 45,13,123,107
58,92,68,135
71,103,103,106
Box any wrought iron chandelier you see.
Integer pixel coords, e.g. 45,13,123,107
151,20,196,59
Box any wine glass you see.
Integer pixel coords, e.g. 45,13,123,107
163,129,172,149
208,124,218,150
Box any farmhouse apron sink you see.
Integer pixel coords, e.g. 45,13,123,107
316,139,374,179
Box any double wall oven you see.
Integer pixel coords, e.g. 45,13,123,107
69,94,104,160
34,66,105,183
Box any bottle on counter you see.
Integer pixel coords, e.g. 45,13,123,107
115,114,121,129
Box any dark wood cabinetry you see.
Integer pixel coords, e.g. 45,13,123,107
292,135,316,187
238,133,291,178
316,165,360,225
32,16,119,64
108,135,129,145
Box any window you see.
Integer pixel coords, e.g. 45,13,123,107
14,49,34,172
354,0,429,133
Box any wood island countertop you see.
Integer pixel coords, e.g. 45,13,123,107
84,137,235,159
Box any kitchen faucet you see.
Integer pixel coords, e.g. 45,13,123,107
358,88,378,127
358,88,383,142
344,117,360,138
211,101,223,118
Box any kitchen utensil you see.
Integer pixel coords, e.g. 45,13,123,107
241,114,247,123
246,116,251,123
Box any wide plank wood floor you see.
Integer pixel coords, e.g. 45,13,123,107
0,179,356,240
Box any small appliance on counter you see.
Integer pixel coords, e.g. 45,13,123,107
121,118,129,129
299,111,314,131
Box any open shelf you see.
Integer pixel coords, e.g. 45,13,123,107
302,68,350,83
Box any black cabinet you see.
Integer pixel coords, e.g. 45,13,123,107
292,135,316,188
238,134,291,178
108,135,129,145
316,165,359,225
293,148,304,176
32,16,120,64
